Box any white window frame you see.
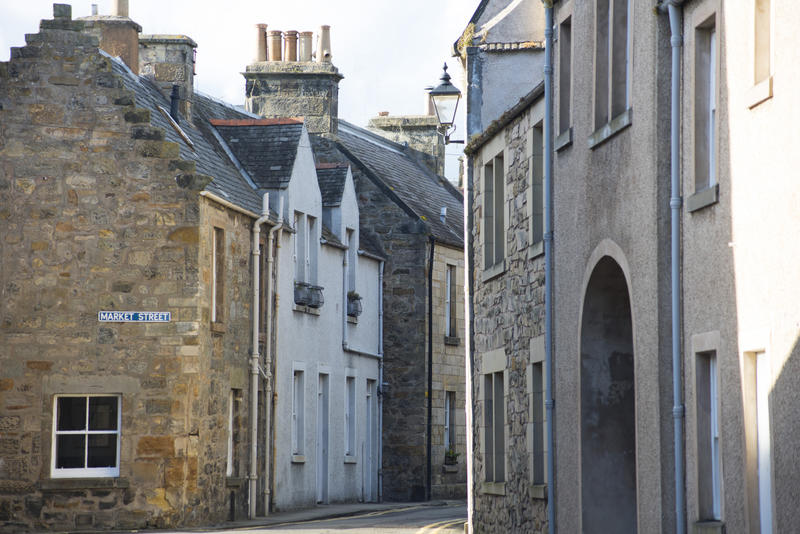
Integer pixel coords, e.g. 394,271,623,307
594,0,632,129
345,374,356,457
445,265,456,337
51,394,121,478
226,390,234,477
307,215,317,285
482,149,506,274
292,364,305,457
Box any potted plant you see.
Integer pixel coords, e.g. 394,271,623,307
444,447,459,465
347,291,362,317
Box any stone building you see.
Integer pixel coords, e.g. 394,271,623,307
242,28,467,501
0,4,383,530
458,0,800,533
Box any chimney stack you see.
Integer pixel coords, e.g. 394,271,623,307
317,25,332,63
253,24,267,63
139,35,198,121
244,24,343,134
284,31,298,62
78,4,141,74
268,31,283,61
299,32,313,61
112,0,129,17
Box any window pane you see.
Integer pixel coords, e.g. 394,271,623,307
57,397,86,431
87,434,118,468
89,397,118,431
56,435,85,468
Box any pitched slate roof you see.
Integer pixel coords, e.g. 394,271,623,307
333,121,464,249
316,164,349,207
211,119,304,190
107,54,266,215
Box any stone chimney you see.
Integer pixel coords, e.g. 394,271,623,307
139,35,198,121
244,25,343,134
367,113,445,176
78,2,142,74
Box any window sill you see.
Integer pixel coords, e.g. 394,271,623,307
291,455,306,464
293,304,321,316
347,315,358,324
528,240,543,260
530,483,547,500
41,478,129,491
692,521,724,534
444,336,460,346
747,76,773,109
211,322,226,335
481,481,506,496
555,127,573,152
226,477,246,488
686,184,719,213
588,108,632,149
344,455,357,464
481,260,506,283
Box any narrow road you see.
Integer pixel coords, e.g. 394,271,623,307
233,502,466,533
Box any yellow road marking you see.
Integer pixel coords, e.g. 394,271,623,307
240,505,427,530
415,518,465,534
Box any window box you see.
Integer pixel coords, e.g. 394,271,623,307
306,285,324,309
346,292,362,317
444,448,460,465
294,282,311,306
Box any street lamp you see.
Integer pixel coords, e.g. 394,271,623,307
428,63,463,144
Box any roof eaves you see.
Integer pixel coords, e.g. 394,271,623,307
464,81,545,155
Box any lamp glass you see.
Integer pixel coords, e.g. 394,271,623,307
431,93,460,128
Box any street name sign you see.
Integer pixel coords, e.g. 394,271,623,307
98,311,171,323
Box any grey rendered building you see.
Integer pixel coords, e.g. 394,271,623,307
460,0,800,532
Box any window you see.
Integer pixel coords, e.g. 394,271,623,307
307,215,318,285
227,389,241,477
483,154,505,271
294,212,306,283
292,368,305,456
345,376,356,457
530,362,545,485
212,227,224,323
754,0,771,85
530,124,544,247
346,228,356,293
594,0,630,129
52,395,120,478
484,371,505,483
445,265,457,337
694,20,717,193
445,390,456,452
744,351,773,533
696,352,721,520
559,16,572,135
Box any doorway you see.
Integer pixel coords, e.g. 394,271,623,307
316,373,329,503
580,256,637,533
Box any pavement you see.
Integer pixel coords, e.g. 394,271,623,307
128,500,465,533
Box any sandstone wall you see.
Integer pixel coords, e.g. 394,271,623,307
0,9,253,530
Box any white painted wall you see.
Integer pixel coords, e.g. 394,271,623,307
271,141,380,511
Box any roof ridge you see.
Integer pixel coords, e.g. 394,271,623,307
210,118,304,126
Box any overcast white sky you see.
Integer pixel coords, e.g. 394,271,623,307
0,0,477,181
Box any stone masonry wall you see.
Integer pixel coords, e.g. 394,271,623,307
470,107,547,532
0,8,253,530
311,135,431,501
430,244,467,499
244,62,342,134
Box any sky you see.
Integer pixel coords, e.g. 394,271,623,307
0,0,478,181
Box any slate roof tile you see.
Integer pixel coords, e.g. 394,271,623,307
316,164,349,207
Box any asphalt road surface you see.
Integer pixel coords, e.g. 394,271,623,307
227,503,466,533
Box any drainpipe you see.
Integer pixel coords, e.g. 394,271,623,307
262,196,284,515
661,2,686,532
268,198,285,513
342,233,350,350
425,236,435,500
543,3,556,532
378,260,384,503
463,45,481,534
249,193,271,519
